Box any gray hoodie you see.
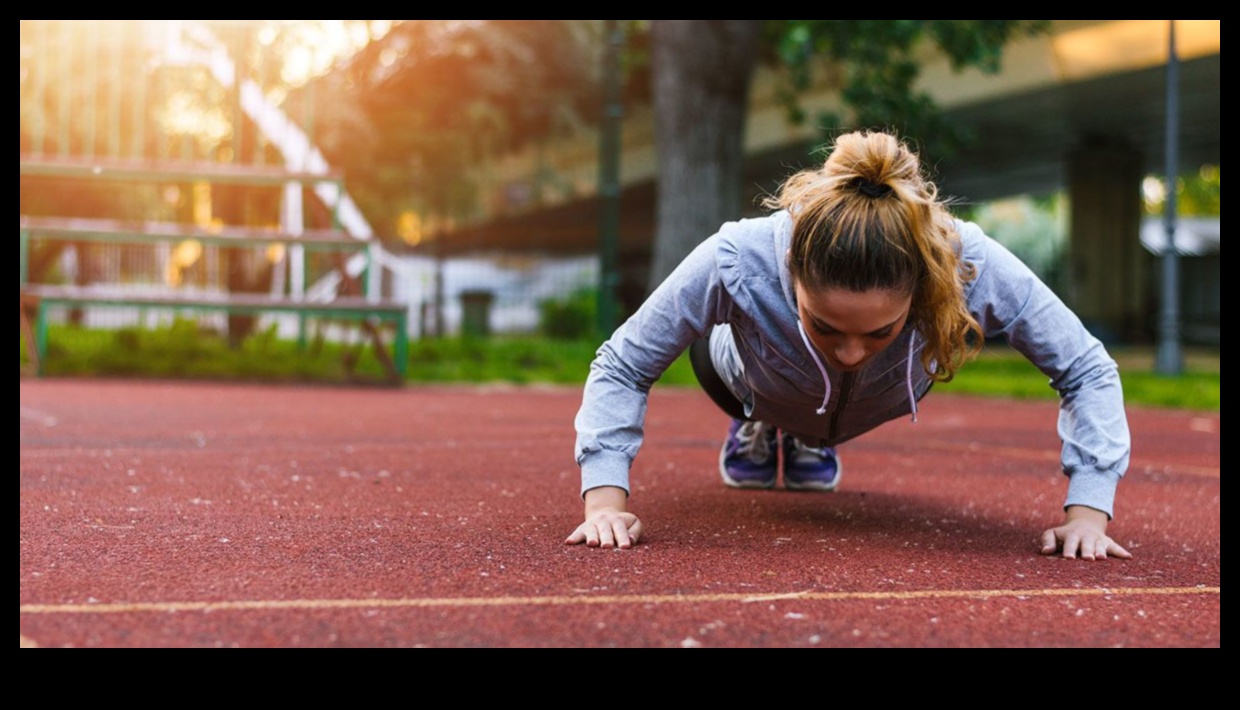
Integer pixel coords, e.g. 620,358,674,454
574,211,1130,518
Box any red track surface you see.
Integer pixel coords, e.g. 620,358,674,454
20,378,1220,648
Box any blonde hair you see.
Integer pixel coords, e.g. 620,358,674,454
765,130,981,382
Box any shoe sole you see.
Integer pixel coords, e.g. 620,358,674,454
719,443,776,490
784,459,843,492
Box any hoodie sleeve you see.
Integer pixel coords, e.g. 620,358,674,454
959,221,1131,518
574,234,732,498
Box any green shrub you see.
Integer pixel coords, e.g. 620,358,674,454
539,288,598,340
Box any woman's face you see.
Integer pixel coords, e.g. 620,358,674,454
794,283,913,372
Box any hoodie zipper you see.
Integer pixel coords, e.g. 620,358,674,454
828,371,854,441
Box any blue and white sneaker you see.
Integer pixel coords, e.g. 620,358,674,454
782,436,842,491
719,419,778,489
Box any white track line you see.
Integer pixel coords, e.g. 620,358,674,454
20,585,1220,615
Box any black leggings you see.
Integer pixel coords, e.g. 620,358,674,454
689,337,748,421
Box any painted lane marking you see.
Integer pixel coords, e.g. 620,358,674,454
19,408,57,426
20,585,1220,615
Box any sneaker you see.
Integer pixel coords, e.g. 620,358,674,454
782,435,842,491
719,419,778,489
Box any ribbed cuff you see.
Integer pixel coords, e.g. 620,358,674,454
1063,467,1120,519
579,449,632,499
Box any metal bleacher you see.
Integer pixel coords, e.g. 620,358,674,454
19,21,408,383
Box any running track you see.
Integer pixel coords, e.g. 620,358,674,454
19,379,1220,647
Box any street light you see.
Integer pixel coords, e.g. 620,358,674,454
597,20,623,336
1155,20,1184,375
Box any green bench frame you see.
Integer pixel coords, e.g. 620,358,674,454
21,284,409,380
20,157,409,383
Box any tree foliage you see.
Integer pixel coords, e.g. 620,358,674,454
303,20,605,243
1143,164,1221,217
295,20,1052,255
641,20,1050,294
272,20,1055,262
764,20,1051,161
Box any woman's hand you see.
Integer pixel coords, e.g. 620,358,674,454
1040,505,1132,560
566,486,643,549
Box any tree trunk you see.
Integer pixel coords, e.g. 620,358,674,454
648,20,762,293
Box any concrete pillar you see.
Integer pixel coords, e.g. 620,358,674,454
1066,140,1151,343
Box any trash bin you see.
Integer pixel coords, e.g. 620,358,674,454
460,289,495,338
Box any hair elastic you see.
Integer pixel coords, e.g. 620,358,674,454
857,180,892,198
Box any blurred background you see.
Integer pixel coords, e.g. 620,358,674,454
18,20,1220,395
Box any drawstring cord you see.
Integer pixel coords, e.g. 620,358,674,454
798,320,921,423
906,331,919,423
797,320,831,415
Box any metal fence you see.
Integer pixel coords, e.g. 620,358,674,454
20,20,601,381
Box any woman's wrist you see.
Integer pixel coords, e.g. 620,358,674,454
584,485,628,514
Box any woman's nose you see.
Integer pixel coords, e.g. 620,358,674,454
834,339,866,367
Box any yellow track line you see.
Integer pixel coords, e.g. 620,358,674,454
20,585,1219,615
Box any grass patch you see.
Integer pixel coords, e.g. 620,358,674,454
26,324,1218,411
35,320,397,385
935,343,1219,411
406,336,604,385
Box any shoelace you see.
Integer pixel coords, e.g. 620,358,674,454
734,421,774,462
787,436,830,462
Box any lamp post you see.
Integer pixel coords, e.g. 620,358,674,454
1155,20,1184,375
597,20,623,336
